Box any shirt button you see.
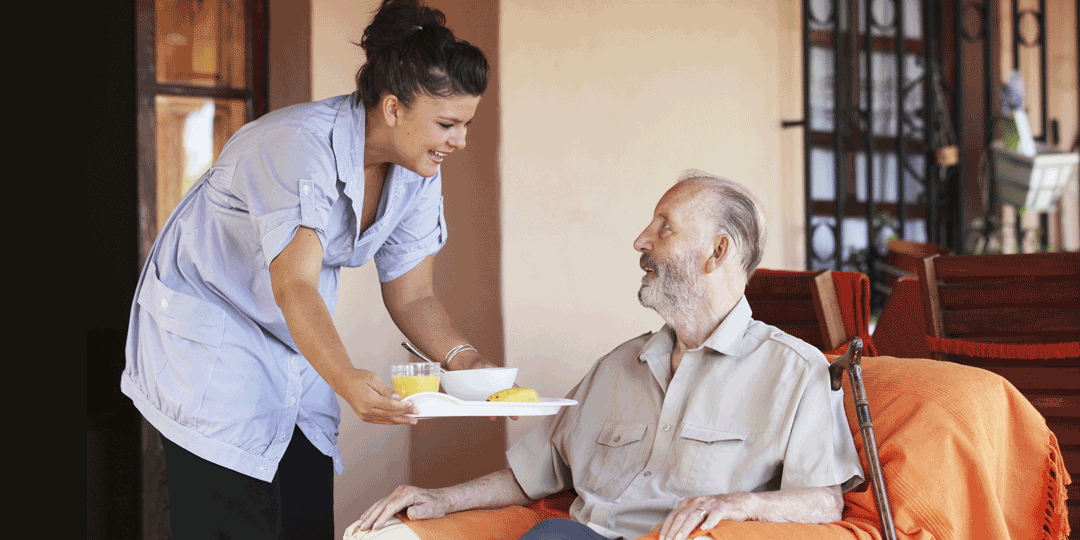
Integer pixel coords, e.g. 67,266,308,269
643,471,652,477
302,185,311,195
662,424,671,432
159,298,169,309
613,436,621,442
345,246,352,252
281,435,287,441
290,397,296,405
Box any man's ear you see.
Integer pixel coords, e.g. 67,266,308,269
704,234,730,274
380,94,403,127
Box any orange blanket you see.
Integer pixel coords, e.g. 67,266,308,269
400,356,1071,540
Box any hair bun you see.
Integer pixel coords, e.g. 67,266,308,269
360,0,446,55
354,0,489,110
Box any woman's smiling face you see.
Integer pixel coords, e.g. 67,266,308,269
389,93,481,178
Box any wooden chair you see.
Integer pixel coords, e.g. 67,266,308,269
874,239,950,297
917,252,1079,351
917,251,1080,536
746,269,851,354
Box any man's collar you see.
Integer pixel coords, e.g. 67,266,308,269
700,295,752,356
638,295,752,362
639,324,675,363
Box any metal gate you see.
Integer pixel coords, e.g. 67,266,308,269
794,0,1055,311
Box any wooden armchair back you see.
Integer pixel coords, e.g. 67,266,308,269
917,252,1079,351
874,239,950,297
917,251,1080,531
745,269,847,351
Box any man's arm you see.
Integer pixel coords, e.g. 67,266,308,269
659,484,843,540
355,468,535,531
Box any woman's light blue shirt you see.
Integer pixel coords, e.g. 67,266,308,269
121,93,447,481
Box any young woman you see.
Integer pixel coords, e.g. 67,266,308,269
121,1,494,537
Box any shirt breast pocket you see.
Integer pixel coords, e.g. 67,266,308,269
578,422,649,494
665,425,755,497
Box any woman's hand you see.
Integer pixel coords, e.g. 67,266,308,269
355,484,451,531
333,367,417,425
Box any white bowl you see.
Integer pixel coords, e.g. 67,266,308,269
439,367,518,401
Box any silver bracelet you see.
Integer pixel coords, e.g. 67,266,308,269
444,344,477,369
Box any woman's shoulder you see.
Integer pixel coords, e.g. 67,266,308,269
245,94,351,138
217,95,355,165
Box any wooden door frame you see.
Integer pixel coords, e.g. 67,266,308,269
134,1,268,537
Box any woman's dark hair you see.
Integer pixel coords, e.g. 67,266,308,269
355,0,489,110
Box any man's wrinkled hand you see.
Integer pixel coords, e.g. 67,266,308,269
336,368,416,425
355,485,450,531
659,493,753,540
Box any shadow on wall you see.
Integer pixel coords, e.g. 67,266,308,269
412,0,508,489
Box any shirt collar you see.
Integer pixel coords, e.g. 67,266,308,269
332,93,363,200
333,92,428,194
700,295,752,357
638,295,752,363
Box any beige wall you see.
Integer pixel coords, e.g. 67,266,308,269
409,0,509,492
499,0,801,445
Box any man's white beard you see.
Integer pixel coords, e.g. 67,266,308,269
638,250,707,323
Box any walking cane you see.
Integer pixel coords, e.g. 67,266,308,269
829,337,898,540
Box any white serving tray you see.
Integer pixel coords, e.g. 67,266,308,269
402,392,577,418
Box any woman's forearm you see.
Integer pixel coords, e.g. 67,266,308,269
381,256,493,370
274,278,353,389
270,226,414,424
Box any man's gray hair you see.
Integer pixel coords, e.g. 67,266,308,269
676,169,767,278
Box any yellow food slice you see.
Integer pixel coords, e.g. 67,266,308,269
486,387,540,402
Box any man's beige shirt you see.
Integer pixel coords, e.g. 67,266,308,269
507,296,864,539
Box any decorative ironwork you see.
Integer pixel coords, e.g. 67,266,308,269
1011,0,1049,143
801,0,1054,309
1014,9,1042,47
961,1,986,42
802,0,938,310
808,0,838,27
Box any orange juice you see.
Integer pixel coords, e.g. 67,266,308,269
392,375,440,397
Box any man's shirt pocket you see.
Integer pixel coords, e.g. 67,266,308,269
579,421,650,494
665,424,779,496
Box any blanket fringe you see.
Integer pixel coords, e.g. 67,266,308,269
1040,430,1072,540
924,336,1080,360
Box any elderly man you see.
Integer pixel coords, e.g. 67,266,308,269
356,170,863,540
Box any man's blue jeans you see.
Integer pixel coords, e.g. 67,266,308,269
517,518,611,540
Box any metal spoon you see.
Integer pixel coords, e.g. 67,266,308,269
401,342,446,373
